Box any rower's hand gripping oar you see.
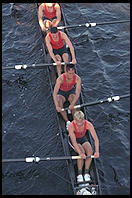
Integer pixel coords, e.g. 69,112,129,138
2,62,72,70
2,155,94,163
58,20,130,30
61,94,130,111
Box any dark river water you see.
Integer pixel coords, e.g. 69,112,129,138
2,3,130,195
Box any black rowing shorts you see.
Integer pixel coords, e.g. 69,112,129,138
42,16,57,21
58,87,75,101
76,135,88,145
53,45,68,57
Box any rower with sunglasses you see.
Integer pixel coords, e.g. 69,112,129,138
53,63,81,129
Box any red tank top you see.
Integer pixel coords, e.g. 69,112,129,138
48,31,64,49
43,3,56,19
72,120,87,138
60,73,76,92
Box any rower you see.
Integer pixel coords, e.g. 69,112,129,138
45,27,77,76
53,63,81,129
67,110,99,184
38,3,61,35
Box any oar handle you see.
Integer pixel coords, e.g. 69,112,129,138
72,155,94,160
61,104,81,112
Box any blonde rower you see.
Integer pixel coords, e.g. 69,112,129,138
67,110,99,183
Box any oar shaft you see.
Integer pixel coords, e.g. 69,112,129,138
2,158,25,162
61,94,130,111
58,20,130,29
2,62,72,70
119,94,130,99
97,20,130,26
2,155,94,163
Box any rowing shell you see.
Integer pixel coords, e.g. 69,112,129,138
60,4,101,195
36,3,101,195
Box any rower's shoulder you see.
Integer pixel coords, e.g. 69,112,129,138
60,31,68,38
56,74,63,83
45,33,50,41
60,31,65,36
75,74,81,81
86,120,94,129
55,3,60,9
39,3,44,9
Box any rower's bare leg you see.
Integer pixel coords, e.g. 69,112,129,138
82,142,93,170
44,19,52,30
76,144,85,173
55,54,62,76
57,95,69,122
68,94,76,117
51,19,56,26
62,53,68,73
52,19,60,27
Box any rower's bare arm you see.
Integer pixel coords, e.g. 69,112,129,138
54,4,61,26
71,76,81,106
61,32,76,59
68,124,83,155
38,4,45,31
38,4,43,20
87,121,99,154
45,36,57,63
53,77,62,107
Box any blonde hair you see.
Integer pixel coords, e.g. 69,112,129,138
73,111,85,121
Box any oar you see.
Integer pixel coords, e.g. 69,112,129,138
57,20,130,30
61,94,130,111
2,62,72,70
2,155,94,163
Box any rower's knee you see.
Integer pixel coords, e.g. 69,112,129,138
44,20,52,28
78,144,85,154
68,94,75,103
52,19,57,26
55,55,61,62
83,142,93,155
57,95,65,107
62,53,68,62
